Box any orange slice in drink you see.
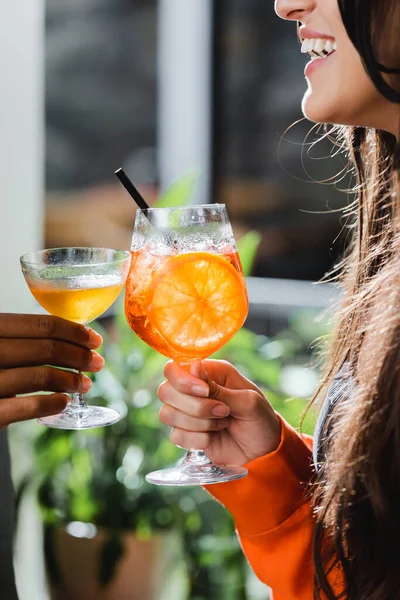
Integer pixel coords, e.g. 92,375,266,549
146,251,248,358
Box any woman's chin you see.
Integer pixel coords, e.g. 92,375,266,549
302,93,331,125
301,91,343,126
301,89,386,131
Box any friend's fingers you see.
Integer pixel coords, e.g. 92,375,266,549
0,314,102,349
0,339,104,372
158,381,230,419
0,393,69,427
0,367,92,398
169,428,213,451
159,404,230,432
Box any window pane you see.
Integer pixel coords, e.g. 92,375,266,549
213,0,348,281
45,0,158,250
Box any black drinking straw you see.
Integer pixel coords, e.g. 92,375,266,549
114,167,150,211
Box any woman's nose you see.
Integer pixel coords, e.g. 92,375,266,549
275,0,316,21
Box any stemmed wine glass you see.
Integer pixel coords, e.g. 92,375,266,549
20,247,131,429
125,205,249,485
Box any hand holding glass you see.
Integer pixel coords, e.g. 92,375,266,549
20,247,131,429
125,205,249,485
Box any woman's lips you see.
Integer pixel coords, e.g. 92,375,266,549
299,26,335,41
304,50,336,78
299,26,337,79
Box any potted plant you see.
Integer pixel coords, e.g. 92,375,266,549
22,307,321,600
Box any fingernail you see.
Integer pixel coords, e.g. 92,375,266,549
191,384,209,397
212,404,230,417
86,327,103,349
89,352,105,370
81,375,92,392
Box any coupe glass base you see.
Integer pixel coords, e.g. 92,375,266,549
145,463,248,486
37,405,121,430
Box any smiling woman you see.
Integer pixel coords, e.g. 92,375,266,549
287,0,400,132
159,0,400,599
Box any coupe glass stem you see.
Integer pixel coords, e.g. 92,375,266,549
71,376,88,410
70,322,88,411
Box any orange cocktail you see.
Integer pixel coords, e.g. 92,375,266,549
125,246,248,363
125,204,249,486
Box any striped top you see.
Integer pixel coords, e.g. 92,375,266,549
313,363,352,471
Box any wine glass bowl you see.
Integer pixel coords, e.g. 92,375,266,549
125,205,249,485
20,247,131,429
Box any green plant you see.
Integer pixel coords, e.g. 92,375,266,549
16,176,329,599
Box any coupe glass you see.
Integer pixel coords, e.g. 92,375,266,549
20,247,131,429
125,205,249,485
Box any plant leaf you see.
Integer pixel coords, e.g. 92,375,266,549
237,231,262,276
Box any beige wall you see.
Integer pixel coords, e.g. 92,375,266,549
0,0,44,312
158,0,212,204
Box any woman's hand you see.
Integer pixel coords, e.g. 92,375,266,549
158,359,282,467
0,314,104,428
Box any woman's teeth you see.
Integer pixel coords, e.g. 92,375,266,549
301,38,337,59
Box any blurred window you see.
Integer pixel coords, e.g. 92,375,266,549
212,0,349,281
45,0,348,282
45,0,158,250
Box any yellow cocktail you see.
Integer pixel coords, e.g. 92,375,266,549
29,281,124,324
20,247,131,430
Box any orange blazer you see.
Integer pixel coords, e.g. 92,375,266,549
206,416,343,600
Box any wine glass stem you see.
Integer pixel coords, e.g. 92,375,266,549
70,371,88,410
182,450,212,468
178,364,212,469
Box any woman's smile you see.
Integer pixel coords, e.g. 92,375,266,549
300,26,337,78
275,0,399,134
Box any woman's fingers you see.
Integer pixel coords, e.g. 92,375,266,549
161,359,282,461
158,381,230,419
0,393,69,428
0,366,92,398
192,359,264,394
159,404,230,432
163,361,210,397
0,314,102,349
169,428,213,451
0,339,104,372
160,365,266,421
164,359,263,397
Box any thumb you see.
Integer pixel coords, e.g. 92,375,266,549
191,359,264,394
189,360,209,383
190,360,226,401
0,393,69,428
190,360,265,419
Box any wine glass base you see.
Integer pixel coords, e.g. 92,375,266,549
145,463,248,486
37,405,121,430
